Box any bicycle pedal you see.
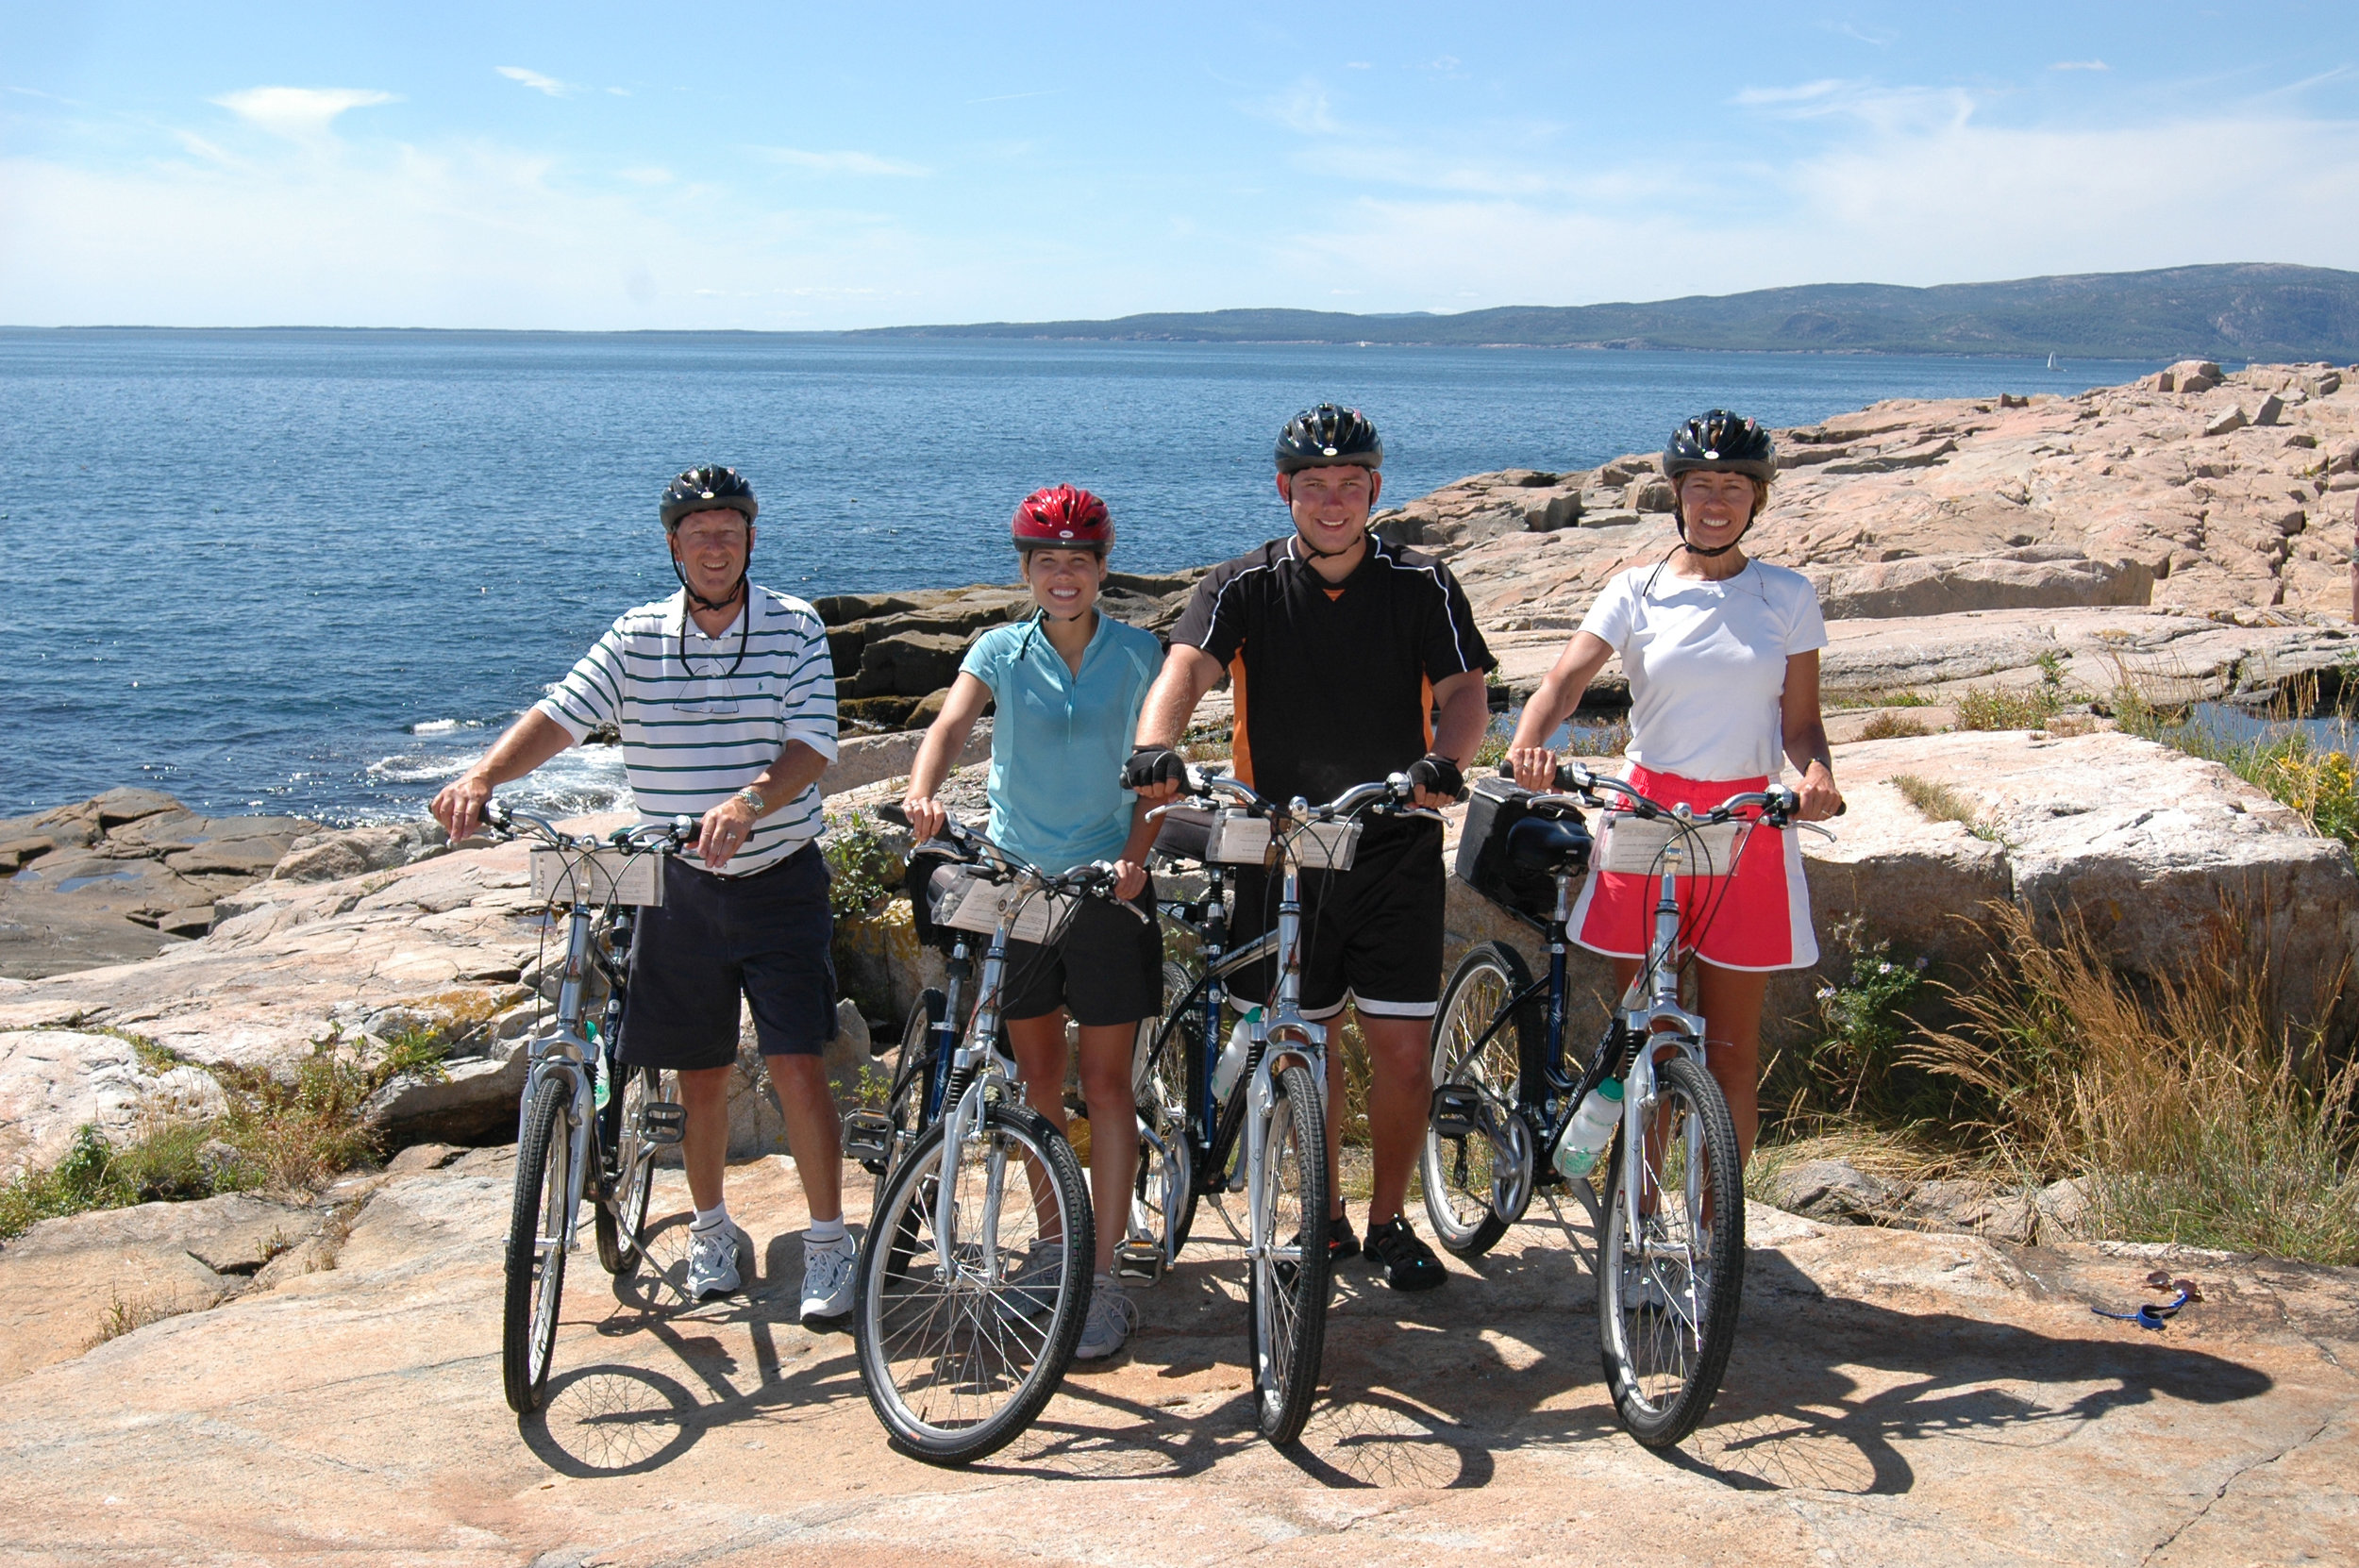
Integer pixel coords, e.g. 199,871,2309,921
637,1101,686,1146
1113,1239,1163,1284
843,1110,894,1170
1430,1083,1486,1140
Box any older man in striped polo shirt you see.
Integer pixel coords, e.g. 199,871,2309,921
431,464,856,1325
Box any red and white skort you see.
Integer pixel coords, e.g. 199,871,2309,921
1567,764,1819,972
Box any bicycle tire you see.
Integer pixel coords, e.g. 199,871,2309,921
852,1100,1094,1465
594,1065,661,1276
1421,942,1538,1259
1598,1050,1744,1448
875,988,945,1206
1132,959,1206,1257
1246,1060,1330,1445
503,1074,573,1414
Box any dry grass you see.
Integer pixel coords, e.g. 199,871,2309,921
1911,903,2359,1261
1888,773,2004,843
1858,712,1932,741
86,1289,200,1349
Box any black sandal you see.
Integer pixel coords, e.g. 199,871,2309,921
1364,1216,1446,1292
1328,1212,1360,1263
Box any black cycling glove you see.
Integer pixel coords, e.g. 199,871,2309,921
1123,746,1190,791
1408,752,1465,800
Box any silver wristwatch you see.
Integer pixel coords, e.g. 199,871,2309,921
732,786,766,816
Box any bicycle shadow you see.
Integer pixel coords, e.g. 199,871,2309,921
515,1212,864,1477
1282,1205,2277,1495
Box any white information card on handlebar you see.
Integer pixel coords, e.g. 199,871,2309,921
1595,814,1746,877
529,848,666,908
1201,810,1361,872
929,867,1078,944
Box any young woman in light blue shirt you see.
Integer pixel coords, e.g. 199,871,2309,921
902,485,1164,1360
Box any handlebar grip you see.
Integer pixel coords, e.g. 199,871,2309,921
874,802,911,828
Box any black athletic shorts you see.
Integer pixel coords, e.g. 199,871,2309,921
999,877,1164,1028
1229,816,1446,1022
616,845,838,1072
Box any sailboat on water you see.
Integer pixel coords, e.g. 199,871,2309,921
2047,352,2061,371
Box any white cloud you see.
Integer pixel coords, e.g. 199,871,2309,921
757,147,930,176
1733,79,1849,107
496,66,577,97
209,87,398,141
1256,80,1338,136
2050,60,2111,72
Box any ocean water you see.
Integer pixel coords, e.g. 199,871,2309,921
0,330,2165,824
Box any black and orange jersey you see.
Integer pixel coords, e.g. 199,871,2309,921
1171,533,1495,806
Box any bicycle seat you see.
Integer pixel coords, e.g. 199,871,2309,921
1507,812,1594,877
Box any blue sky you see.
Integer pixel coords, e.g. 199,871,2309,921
4,2,2356,329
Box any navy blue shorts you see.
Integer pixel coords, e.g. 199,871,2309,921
617,845,838,1072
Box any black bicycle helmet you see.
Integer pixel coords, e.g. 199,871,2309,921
1275,404,1383,474
660,464,760,529
1662,410,1775,483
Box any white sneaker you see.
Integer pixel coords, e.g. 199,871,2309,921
1005,1238,1064,1319
687,1220,751,1301
1074,1276,1139,1360
800,1234,857,1327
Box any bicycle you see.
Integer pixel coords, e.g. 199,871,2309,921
838,804,1130,1465
477,798,694,1416
1130,766,1437,1445
1425,761,1830,1447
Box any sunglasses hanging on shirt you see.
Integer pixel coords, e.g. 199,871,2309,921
676,604,750,713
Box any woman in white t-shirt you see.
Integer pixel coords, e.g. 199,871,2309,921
1506,409,1843,1166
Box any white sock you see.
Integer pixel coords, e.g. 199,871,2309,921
692,1203,730,1232
806,1216,847,1246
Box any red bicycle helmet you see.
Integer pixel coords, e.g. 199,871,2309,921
1011,483,1113,549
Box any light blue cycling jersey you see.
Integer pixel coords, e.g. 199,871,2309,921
961,611,1163,873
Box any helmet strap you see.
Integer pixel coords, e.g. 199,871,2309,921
1293,521,1368,560
671,553,748,616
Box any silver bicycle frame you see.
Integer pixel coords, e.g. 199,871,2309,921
1242,800,1328,1269
1614,831,1713,1259
518,899,602,1258
929,871,1052,1286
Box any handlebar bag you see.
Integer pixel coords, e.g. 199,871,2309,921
1455,775,1591,923
1151,805,1215,864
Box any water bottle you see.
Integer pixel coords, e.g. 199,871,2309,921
1212,1007,1263,1100
588,1020,611,1111
1552,1077,1624,1180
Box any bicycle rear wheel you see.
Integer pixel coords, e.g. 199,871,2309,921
1422,942,1537,1259
1246,1061,1330,1445
874,988,945,1206
852,1101,1093,1465
1598,1051,1743,1448
1132,960,1206,1259
503,1074,574,1414
595,1065,661,1276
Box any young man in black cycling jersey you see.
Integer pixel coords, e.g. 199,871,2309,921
1126,405,1494,1291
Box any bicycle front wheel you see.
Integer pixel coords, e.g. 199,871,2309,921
1422,942,1537,1259
852,1101,1094,1465
503,1074,574,1414
1598,1051,1744,1448
1246,1061,1330,1445
595,1065,661,1277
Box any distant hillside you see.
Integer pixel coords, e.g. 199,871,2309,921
851,263,2359,360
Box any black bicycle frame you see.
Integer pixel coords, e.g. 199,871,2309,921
1466,876,1631,1173
1156,900,1279,1197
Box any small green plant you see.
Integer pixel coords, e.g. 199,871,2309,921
1760,917,1942,1133
376,1028,451,1083
824,811,909,920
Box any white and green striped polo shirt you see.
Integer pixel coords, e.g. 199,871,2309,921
535,586,838,876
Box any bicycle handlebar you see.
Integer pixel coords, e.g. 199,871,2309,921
1495,761,1820,829
479,797,697,854
1171,763,1433,822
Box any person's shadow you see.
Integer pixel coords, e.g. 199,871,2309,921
516,1213,864,1477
